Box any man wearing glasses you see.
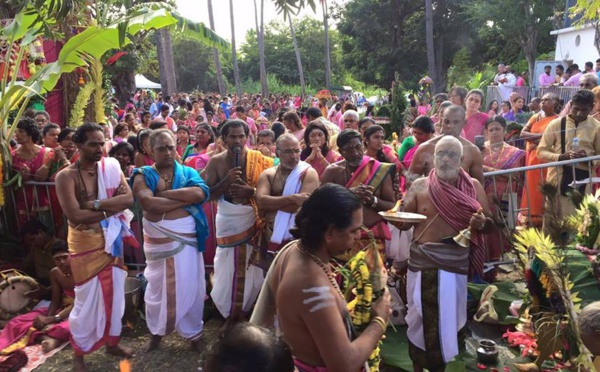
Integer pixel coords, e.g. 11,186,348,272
321,129,396,259
256,134,319,252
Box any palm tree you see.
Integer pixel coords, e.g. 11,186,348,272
288,17,306,97
254,0,268,97
208,0,226,95
155,28,177,96
321,0,331,89
230,0,242,96
424,0,438,93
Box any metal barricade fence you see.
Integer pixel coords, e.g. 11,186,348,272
537,86,580,107
483,154,600,233
485,86,532,110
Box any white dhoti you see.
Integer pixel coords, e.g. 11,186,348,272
143,216,205,340
69,266,127,355
406,269,467,369
211,199,264,319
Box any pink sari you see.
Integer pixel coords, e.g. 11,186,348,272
0,289,73,353
308,150,342,178
464,112,489,143
401,144,420,192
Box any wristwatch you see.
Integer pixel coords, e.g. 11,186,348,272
92,200,101,210
54,314,61,323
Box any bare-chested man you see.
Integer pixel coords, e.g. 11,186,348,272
394,136,494,372
55,123,135,372
321,129,396,258
203,120,274,324
407,105,484,190
131,129,209,352
251,184,391,370
256,134,319,252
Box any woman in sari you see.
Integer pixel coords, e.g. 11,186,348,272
182,123,214,165
134,129,154,167
518,93,560,227
482,116,525,261
300,121,342,178
11,118,56,228
363,124,403,198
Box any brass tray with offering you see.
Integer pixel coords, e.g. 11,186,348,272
378,200,427,223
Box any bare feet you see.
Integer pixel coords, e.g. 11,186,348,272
73,356,88,372
145,335,162,352
41,338,61,353
106,344,135,358
190,338,204,353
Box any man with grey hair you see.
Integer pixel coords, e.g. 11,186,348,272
408,105,484,189
393,135,494,372
256,134,319,252
341,109,360,130
559,72,599,116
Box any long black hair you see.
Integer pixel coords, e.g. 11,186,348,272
301,121,330,160
363,125,387,163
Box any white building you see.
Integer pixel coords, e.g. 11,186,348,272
551,24,600,66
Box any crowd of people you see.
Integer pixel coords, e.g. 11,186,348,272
5,81,600,371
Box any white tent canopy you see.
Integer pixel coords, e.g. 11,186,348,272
135,74,161,89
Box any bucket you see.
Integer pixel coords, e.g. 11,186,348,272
124,277,141,321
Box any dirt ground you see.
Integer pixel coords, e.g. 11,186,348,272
39,312,223,372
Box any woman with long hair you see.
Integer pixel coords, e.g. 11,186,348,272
487,100,499,116
134,129,154,167
300,121,341,178
112,123,129,144
182,123,215,168
176,125,191,157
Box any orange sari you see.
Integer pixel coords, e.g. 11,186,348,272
519,113,557,227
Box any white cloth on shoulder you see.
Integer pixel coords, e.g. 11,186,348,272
271,161,310,244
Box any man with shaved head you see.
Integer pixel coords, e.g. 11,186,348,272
407,105,484,189
393,136,494,372
256,134,319,252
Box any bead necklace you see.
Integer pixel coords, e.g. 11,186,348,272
77,160,97,176
344,162,354,186
297,244,344,300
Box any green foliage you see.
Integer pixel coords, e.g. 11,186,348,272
389,78,406,138
376,105,392,118
239,17,342,89
240,75,312,96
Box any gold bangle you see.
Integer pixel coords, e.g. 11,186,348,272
371,316,387,333
253,187,257,198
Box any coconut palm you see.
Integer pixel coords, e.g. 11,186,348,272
288,17,306,97
321,0,331,89
254,0,268,97
230,0,242,96
208,0,226,95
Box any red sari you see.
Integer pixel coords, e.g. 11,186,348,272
11,147,53,227
307,149,342,178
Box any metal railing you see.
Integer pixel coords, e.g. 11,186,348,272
485,85,580,112
483,154,600,236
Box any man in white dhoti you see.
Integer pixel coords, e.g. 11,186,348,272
203,120,274,325
131,129,209,352
256,134,319,253
55,123,137,372
393,137,494,372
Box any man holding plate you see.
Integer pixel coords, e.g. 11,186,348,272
393,136,494,372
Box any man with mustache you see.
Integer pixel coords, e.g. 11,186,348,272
203,120,274,325
394,136,494,372
55,123,136,371
131,129,209,352
321,129,396,259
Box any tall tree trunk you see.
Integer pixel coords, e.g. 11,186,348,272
254,0,269,98
424,0,439,93
322,0,331,89
229,0,241,96
111,70,136,108
288,17,306,97
208,0,226,95
155,28,177,96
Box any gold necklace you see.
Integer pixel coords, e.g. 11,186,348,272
152,165,173,189
489,143,506,167
297,244,344,300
